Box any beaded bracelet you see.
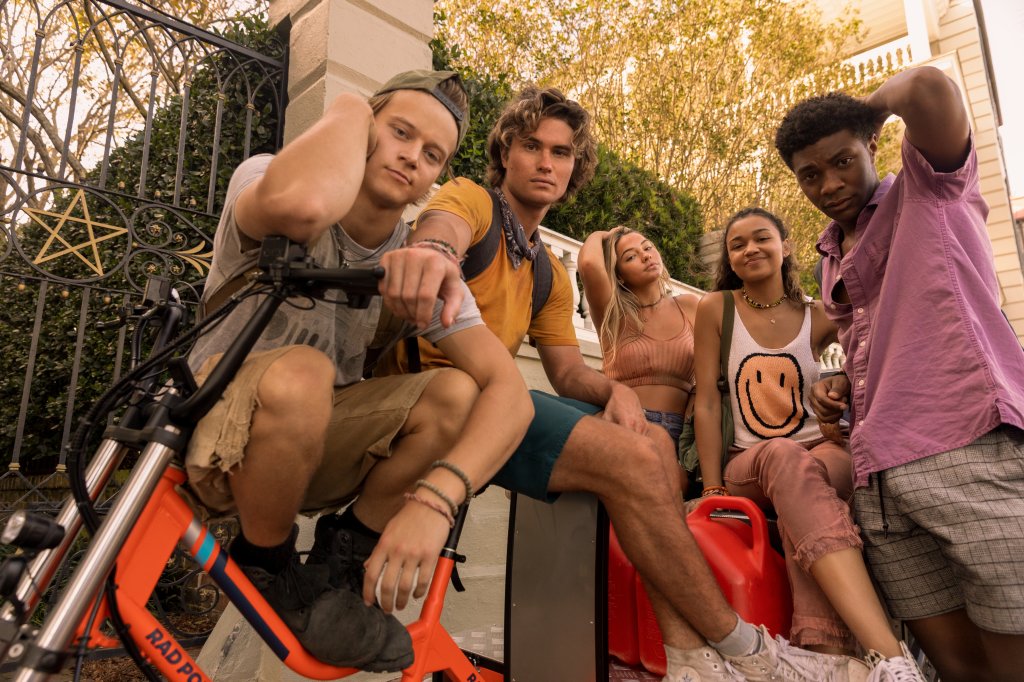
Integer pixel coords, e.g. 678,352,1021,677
414,478,459,517
701,486,728,498
431,460,474,502
420,238,459,259
403,492,455,528
410,239,460,266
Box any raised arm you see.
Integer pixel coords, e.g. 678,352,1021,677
865,65,970,173
234,92,375,244
692,292,727,491
364,325,532,611
578,230,615,331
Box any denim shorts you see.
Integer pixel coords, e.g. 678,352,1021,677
643,408,685,445
488,390,602,502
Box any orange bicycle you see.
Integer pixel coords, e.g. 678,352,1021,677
0,237,502,682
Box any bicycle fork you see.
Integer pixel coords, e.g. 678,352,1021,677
11,402,184,681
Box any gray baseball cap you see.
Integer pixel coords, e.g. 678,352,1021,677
374,69,469,149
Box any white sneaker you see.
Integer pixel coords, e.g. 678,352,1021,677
864,642,928,681
724,625,870,681
662,645,744,681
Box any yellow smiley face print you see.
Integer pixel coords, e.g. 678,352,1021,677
735,352,807,439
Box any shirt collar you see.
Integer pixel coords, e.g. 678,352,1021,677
815,174,896,258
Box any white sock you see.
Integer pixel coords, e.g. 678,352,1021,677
708,616,761,657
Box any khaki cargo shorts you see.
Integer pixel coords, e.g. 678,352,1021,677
185,345,446,515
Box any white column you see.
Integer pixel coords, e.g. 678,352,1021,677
269,0,434,144
903,0,933,63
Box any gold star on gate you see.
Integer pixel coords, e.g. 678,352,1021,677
25,189,128,276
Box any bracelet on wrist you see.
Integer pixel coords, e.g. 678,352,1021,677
410,239,460,267
403,492,455,528
430,460,474,502
414,478,459,516
701,485,728,498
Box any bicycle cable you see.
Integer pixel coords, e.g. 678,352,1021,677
62,287,270,678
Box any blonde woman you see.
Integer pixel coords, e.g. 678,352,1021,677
580,226,699,451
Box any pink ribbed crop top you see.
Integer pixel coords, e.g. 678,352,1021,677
603,300,695,393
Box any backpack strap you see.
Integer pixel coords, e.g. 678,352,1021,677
717,292,735,394
199,267,259,321
464,189,552,320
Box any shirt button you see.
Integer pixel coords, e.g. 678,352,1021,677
858,379,865,386
859,340,866,347
830,303,837,309
856,307,864,314
858,420,864,426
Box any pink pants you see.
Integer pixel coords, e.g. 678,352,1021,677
724,438,861,651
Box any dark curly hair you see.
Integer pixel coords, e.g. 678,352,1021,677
714,207,805,305
486,86,598,202
775,92,876,169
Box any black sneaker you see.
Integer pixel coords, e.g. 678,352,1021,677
241,555,405,670
307,515,415,672
307,514,377,592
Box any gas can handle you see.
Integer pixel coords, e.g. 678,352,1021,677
688,496,770,570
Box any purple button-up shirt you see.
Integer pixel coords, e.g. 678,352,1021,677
817,136,1024,487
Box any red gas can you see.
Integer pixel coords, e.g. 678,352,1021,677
607,525,641,666
635,496,792,675
636,571,667,675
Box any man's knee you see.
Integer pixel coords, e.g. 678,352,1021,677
571,420,671,497
257,346,335,418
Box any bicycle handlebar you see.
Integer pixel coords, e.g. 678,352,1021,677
171,236,384,424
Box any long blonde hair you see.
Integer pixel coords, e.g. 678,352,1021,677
599,227,671,362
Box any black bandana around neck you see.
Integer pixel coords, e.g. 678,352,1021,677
493,187,543,270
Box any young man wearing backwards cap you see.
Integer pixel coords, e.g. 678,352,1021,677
186,70,532,672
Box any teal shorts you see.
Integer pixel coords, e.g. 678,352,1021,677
489,390,601,502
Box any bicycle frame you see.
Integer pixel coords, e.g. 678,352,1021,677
3,238,505,681
65,465,498,682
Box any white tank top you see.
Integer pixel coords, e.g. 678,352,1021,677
728,303,822,449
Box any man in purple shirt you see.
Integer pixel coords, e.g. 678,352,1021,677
775,65,1024,682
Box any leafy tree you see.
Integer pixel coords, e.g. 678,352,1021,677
435,0,907,292
432,18,706,286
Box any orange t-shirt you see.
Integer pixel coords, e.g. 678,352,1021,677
387,178,579,372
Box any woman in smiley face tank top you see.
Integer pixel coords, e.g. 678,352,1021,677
692,207,926,680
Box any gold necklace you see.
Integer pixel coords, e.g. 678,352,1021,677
638,292,665,309
741,288,787,324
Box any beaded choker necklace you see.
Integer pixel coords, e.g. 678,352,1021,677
741,288,787,324
741,288,786,310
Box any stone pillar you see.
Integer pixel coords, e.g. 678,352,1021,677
269,0,434,144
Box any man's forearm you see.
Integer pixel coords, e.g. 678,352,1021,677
550,362,615,406
239,93,374,243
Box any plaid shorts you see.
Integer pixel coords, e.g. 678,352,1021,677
854,426,1024,633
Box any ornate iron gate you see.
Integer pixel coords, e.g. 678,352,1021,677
0,0,287,644
0,0,287,498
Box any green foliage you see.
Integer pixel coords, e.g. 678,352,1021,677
432,22,706,287
545,145,706,287
432,12,514,183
